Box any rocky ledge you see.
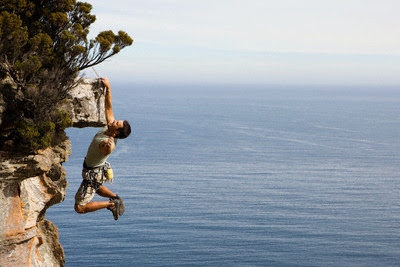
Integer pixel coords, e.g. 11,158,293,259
58,77,107,128
0,78,106,266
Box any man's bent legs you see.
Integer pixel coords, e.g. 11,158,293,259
74,185,115,214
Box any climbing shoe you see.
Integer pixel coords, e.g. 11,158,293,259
110,195,125,216
107,198,120,220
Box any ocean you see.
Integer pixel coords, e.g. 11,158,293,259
47,84,400,266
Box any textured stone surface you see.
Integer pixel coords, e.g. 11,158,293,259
0,77,103,266
58,77,107,127
0,140,70,266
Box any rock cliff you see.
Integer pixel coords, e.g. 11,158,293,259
0,78,106,266
58,78,107,128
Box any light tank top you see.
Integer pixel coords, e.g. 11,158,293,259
84,127,118,168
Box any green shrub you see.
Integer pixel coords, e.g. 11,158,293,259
15,111,72,151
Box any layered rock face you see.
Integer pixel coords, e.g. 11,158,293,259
58,77,107,127
0,78,105,266
0,141,70,266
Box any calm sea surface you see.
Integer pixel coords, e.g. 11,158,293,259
47,84,400,266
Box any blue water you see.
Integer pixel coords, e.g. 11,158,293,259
47,84,400,266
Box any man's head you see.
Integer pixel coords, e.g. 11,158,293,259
110,120,131,139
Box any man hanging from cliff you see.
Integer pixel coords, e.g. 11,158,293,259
74,78,131,220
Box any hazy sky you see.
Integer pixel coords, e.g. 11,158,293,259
84,0,400,86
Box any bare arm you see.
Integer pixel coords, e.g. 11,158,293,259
99,136,115,156
102,78,115,125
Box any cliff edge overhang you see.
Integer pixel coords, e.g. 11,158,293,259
58,77,107,128
0,78,105,266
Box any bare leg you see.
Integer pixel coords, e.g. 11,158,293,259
75,201,113,213
74,186,118,214
96,185,117,198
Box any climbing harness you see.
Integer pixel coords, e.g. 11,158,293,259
81,161,114,198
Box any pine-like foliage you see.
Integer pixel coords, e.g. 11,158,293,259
0,0,133,151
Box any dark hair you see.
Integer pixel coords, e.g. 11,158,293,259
115,120,131,139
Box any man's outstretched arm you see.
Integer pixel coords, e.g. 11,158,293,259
102,78,115,125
